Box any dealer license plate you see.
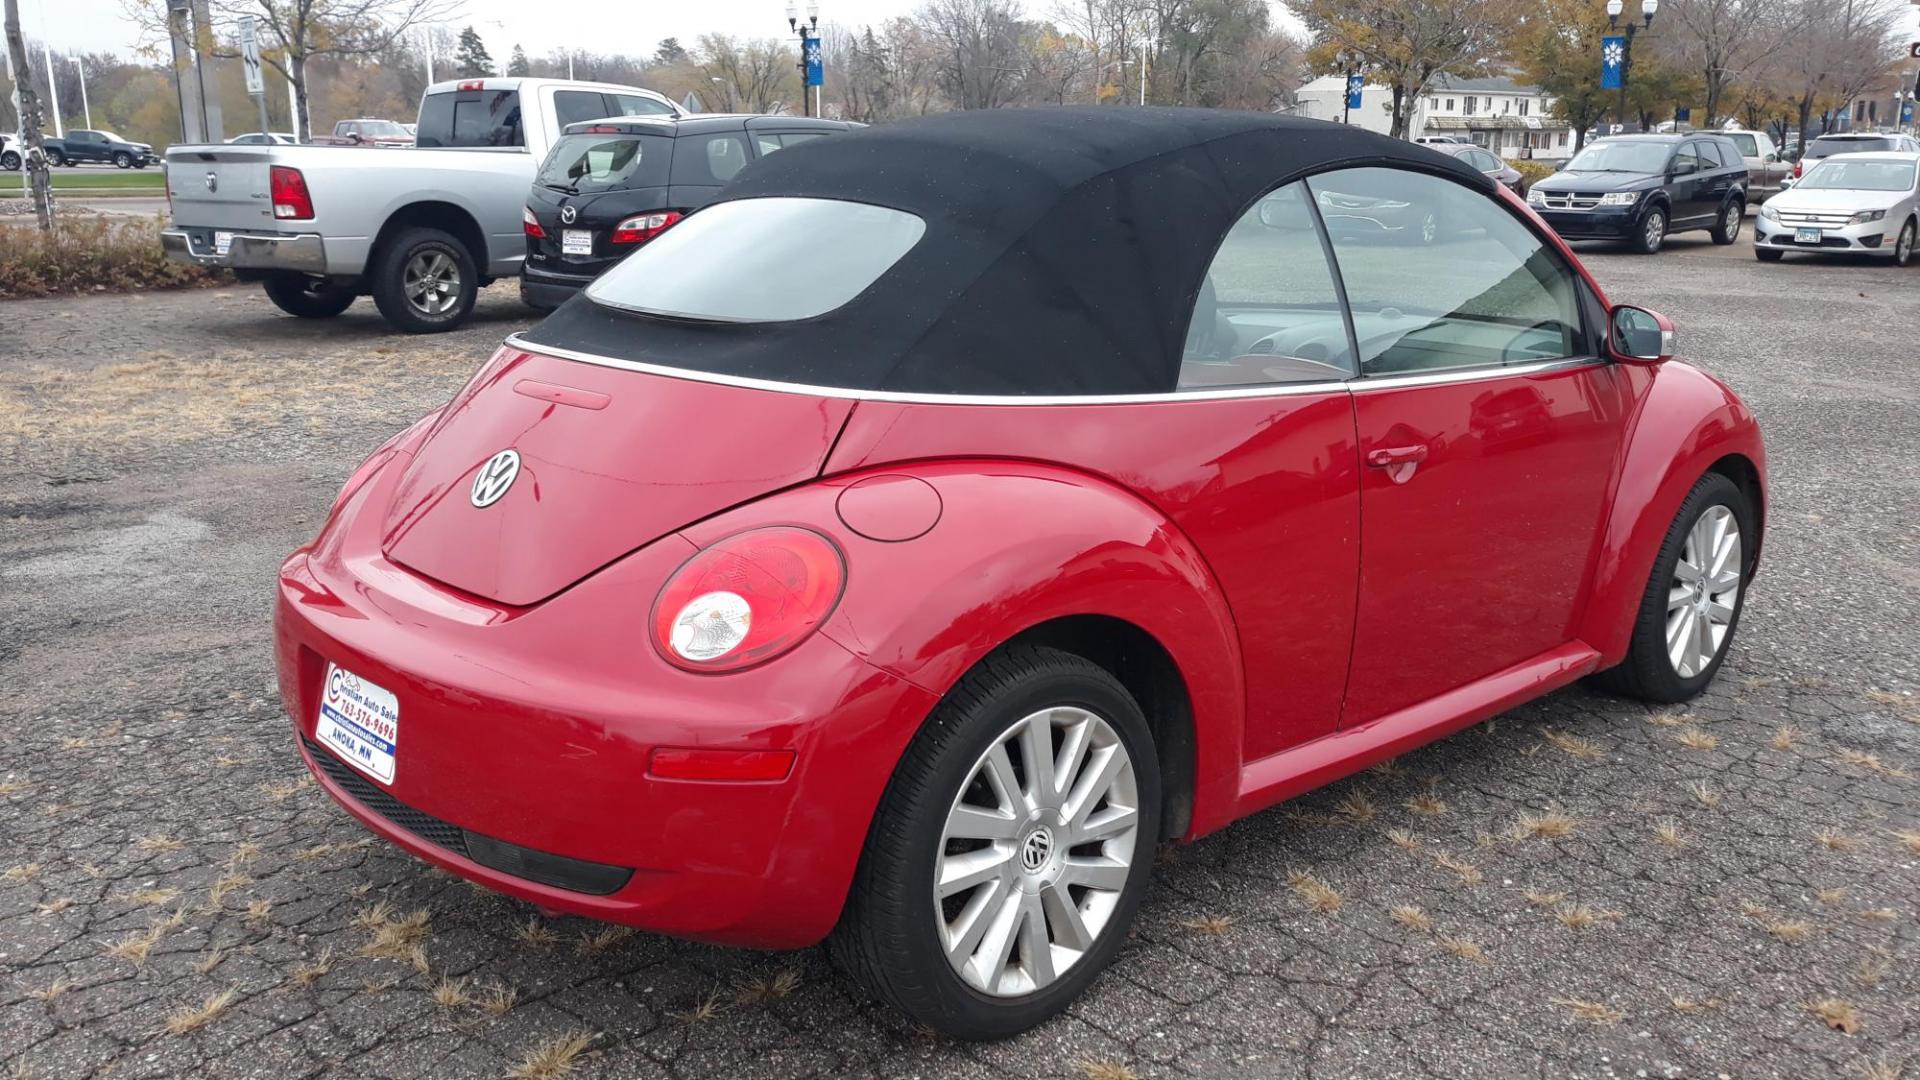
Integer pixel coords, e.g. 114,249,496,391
562,229,593,256
1795,227,1822,244
316,663,399,785
214,231,233,256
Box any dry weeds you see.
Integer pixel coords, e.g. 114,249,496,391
505,1029,597,1080
1390,905,1433,932
160,989,238,1036
1286,870,1344,912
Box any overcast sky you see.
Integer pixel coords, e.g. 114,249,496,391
21,0,988,58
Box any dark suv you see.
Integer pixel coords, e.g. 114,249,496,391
1526,133,1748,253
521,114,856,310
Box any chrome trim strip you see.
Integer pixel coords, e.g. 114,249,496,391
501,334,1604,406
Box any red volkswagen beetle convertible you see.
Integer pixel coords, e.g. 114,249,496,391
276,108,1765,1039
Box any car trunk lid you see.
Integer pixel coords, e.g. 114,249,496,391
164,145,283,231
379,346,854,606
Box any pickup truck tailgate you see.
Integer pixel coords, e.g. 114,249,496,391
165,147,277,230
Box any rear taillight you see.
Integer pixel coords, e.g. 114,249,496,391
523,206,545,239
610,210,682,246
651,527,845,673
270,165,314,220
1793,160,1803,178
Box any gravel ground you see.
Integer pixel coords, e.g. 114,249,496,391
1,235,1916,1080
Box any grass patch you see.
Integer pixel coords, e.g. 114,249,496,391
0,170,166,191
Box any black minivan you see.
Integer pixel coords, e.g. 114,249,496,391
1527,133,1749,253
521,114,857,309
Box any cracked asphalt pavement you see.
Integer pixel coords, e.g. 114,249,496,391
2,234,1916,1079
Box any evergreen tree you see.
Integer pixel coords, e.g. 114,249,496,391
653,38,688,65
507,44,531,77
454,26,496,79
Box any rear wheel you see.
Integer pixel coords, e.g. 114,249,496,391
263,274,357,319
1631,207,1667,254
1710,200,1743,244
831,645,1159,1040
369,227,478,333
0,151,18,171
1593,472,1753,703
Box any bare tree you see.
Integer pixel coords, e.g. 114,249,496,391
697,33,796,114
1654,0,1810,127
125,0,462,140
919,0,1027,110
4,0,52,227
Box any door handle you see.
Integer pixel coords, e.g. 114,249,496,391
1366,444,1428,484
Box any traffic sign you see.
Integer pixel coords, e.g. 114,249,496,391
240,18,264,95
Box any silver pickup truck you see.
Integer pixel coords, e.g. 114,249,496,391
161,78,679,332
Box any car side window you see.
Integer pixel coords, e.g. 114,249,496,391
1671,145,1703,174
1310,166,1584,377
610,94,675,117
1177,181,1355,390
669,133,752,185
554,91,612,129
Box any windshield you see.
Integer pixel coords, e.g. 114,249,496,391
1808,138,1893,159
1564,141,1671,173
536,133,670,193
354,120,410,137
1797,159,1917,192
586,197,926,322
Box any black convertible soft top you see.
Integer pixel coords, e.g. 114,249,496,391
521,107,1492,396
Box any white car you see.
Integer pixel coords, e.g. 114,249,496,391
226,132,299,145
1754,151,1920,265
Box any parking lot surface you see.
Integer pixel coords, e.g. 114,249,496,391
2,235,1916,1079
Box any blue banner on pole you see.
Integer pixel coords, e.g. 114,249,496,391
1675,106,1690,123
804,38,823,87
1346,74,1364,110
1902,101,1914,125
1601,35,1626,90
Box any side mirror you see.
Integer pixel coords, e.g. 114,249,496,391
1608,305,1676,363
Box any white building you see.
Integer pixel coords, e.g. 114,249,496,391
1294,74,1574,163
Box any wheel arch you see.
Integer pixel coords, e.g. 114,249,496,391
369,200,489,276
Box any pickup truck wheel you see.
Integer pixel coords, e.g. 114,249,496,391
45,149,65,168
112,152,132,169
263,274,357,319
371,227,478,333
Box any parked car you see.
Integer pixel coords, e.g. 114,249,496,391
1415,135,1466,144
1754,151,1920,264
311,118,416,147
1423,141,1524,193
274,107,1765,1040
41,129,156,168
227,132,299,145
522,114,856,309
1720,128,1788,202
161,78,681,332
1794,132,1920,179
1526,133,1748,253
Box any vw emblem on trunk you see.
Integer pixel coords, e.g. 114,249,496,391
559,205,577,225
470,449,521,508
204,171,219,193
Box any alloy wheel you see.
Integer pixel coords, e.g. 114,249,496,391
403,251,461,317
1723,205,1740,239
1667,505,1741,678
934,705,1140,998
1644,213,1665,251
1898,223,1913,265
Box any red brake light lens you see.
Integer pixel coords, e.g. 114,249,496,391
522,206,545,239
651,527,845,672
457,80,484,91
270,165,314,220
610,210,682,245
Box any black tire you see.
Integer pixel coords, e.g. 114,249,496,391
1710,199,1743,244
369,226,478,333
1,151,19,171
1631,206,1667,254
45,149,65,168
830,644,1161,1040
1592,472,1755,703
112,152,132,169
263,274,357,319
1755,247,1784,262
1893,219,1915,267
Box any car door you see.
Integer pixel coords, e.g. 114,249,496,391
1667,142,1711,225
70,132,98,162
1308,166,1633,727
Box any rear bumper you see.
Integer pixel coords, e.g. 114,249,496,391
162,228,328,273
274,461,939,947
519,265,594,310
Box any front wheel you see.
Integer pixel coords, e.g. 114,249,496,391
1893,219,1915,267
1631,207,1667,254
112,152,132,169
1,151,20,170
369,227,478,333
830,645,1160,1040
263,274,357,319
1710,200,1743,244
1593,472,1754,703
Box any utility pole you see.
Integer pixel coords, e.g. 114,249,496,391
42,43,60,136
167,0,204,142
189,0,223,140
3,0,52,228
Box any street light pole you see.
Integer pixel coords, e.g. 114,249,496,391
71,56,89,130
786,1,820,118
1606,0,1658,133
43,43,61,137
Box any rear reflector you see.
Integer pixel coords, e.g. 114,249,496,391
522,206,545,239
648,747,795,782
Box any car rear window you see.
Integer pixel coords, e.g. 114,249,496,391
1727,133,1758,156
585,197,925,322
1808,137,1892,159
416,90,523,148
536,133,671,193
